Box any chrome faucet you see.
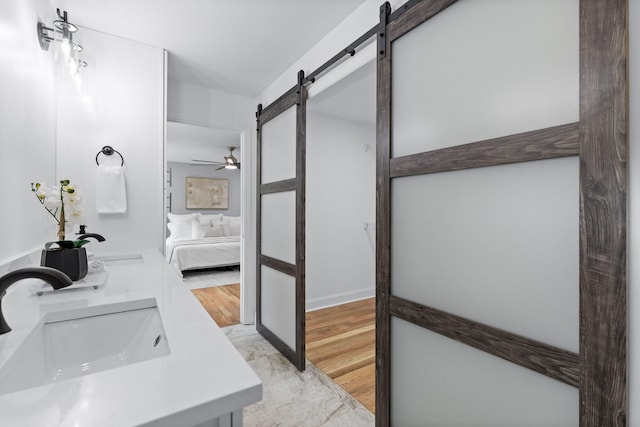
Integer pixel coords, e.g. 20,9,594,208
0,267,72,335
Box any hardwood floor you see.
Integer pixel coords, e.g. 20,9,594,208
192,287,375,412
192,283,241,328
306,298,376,413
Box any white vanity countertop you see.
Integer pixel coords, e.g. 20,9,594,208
0,249,262,427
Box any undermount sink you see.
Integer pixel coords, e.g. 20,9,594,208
0,298,170,395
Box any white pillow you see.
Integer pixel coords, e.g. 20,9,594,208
199,213,223,226
167,212,199,223
228,218,241,236
167,222,191,239
224,216,241,236
191,220,224,238
201,224,224,238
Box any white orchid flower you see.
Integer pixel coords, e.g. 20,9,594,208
31,179,84,241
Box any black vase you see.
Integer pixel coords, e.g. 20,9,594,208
40,247,88,281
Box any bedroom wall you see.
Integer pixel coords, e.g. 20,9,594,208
55,27,165,254
0,0,58,266
167,161,241,216
306,112,375,310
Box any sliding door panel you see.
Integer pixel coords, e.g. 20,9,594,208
391,156,579,352
261,266,296,349
391,0,579,158
257,79,306,371
390,318,578,426
261,106,297,184
375,0,627,424
261,191,296,265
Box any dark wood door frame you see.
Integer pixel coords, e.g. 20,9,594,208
256,71,307,371
375,0,627,425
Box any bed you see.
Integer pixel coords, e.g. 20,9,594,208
165,212,241,275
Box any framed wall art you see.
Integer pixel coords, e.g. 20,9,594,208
186,177,229,209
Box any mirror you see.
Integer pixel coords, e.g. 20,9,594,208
54,26,165,254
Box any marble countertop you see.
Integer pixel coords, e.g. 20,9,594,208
0,249,262,426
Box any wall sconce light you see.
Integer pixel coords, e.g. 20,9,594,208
37,22,54,51
37,9,87,73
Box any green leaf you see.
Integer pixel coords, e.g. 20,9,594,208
73,239,90,248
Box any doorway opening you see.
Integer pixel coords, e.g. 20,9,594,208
165,121,244,328
305,60,376,413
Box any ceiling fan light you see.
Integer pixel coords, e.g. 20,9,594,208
225,164,238,170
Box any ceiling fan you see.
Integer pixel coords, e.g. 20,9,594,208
191,146,240,170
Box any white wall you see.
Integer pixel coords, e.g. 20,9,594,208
0,0,57,266
55,27,165,254
168,162,241,216
306,112,375,310
168,79,254,130
628,0,639,423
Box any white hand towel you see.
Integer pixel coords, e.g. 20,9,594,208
96,165,127,213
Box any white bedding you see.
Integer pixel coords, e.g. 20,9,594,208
166,236,240,274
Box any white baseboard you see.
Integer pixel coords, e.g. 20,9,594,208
306,287,375,312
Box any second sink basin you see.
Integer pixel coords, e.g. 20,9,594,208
0,298,170,395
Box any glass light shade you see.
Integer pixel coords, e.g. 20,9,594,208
59,38,72,62
53,20,78,33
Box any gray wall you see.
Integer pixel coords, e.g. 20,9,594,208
168,162,241,216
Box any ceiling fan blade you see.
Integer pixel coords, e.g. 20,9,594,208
191,150,240,170
191,159,224,164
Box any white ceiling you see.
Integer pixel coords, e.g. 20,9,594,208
166,122,240,164
55,0,369,97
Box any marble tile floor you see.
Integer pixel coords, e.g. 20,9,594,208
181,266,241,289
224,324,375,427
